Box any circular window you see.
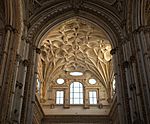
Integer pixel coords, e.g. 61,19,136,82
57,78,64,84
89,79,96,84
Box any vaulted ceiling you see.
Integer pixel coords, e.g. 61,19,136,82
37,17,114,101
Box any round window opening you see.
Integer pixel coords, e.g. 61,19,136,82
57,78,65,84
89,79,96,84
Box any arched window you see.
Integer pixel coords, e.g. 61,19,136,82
70,82,83,104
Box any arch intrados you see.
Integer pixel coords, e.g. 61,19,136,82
32,12,119,49
35,13,117,92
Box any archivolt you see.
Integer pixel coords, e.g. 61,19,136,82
27,1,124,49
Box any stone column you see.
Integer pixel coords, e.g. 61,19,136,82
8,30,28,122
0,24,18,123
11,59,28,124
50,88,55,109
143,28,150,83
84,87,89,109
110,48,125,124
133,31,150,123
8,54,21,121
139,30,150,102
10,35,29,123
28,48,41,124
123,61,135,122
83,79,89,109
97,88,101,107
64,79,70,108
130,56,144,121
0,25,14,92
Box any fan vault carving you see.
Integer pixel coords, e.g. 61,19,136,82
37,18,114,104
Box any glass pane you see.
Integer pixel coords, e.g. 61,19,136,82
80,99,83,104
70,93,73,98
70,87,73,92
79,93,83,98
70,72,83,76
89,79,96,84
70,83,74,88
89,92,92,97
74,87,79,92
57,91,59,97
93,91,96,97
79,83,83,87
56,98,59,104
74,93,79,98
74,99,80,104
79,87,83,92
60,91,63,97
57,78,64,84
60,98,63,104
89,98,93,104
93,98,97,104
70,99,73,104
74,82,79,88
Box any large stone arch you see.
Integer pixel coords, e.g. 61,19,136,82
23,1,127,124
27,1,124,48
0,0,149,124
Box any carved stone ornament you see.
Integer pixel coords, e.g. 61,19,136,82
37,18,114,104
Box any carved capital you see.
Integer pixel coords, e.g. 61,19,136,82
132,26,149,34
123,61,129,68
22,59,29,66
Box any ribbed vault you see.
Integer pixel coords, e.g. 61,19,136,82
37,17,114,103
